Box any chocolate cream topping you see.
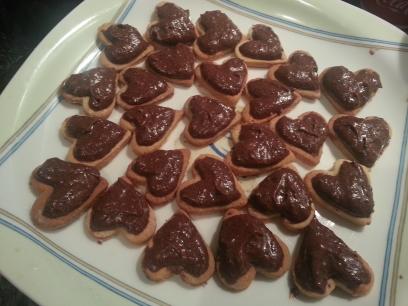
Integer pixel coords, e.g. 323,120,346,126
103,24,149,64
90,178,150,234
200,58,247,96
65,115,125,162
197,10,242,55
333,116,390,167
34,158,101,218
62,67,116,111
123,105,175,146
180,157,240,208
149,2,197,45
276,113,328,155
322,66,382,111
239,24,283,60
249,167,312,223
132,150,183,197
231,124,289,168
246,79,297,119
120,68,169,106
143,212,209,277
218,213,284,284
294,217,372,294
275,51,319,90
187,95,235,139
312,161,374,218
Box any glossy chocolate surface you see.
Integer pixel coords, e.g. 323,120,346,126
62,67,116,111
312,161,374,218
143,212,209,277
294,218,371,294
187,95,235,139
218,213,284,284
34,158,101,218
90,178,150,234
249,168,312,223
65,116,125,162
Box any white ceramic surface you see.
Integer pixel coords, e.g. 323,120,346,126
0,0,407,306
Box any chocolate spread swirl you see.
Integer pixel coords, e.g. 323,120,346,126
90,178,150,234
312,161,374,218
149,2,196,46
276,113,328,155
34,158,101,218
132,150,184,197
187,95,235,138
120,68,169,106
102,24,149,64
322,66,382,111
246,79,297,119
217,213,284,284
200,58,247,96
294,218,372,294
123,105,175,146
239,24,283,60
62,67,116,111
180,157,240,208
275,51,319,90
333,116,390,167
65,115,125,162
197,10,242,55
143,212,209,277
249,167,312,223
231,124,289,168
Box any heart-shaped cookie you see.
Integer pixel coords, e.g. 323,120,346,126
225,123,294,177
120,105,183,155
126,149,190,205
142,210,215,286
217,209,290,291
62,115,131,169
248,165,314,230
183,95,240,146
293,217,374,298
30,158,108,230
271,111,328,166
147,43,195,86
305,160,374,225
268,51,320,99
196,58,247,106
235,24,286,67
98,23,153,70
329,114,391,167
147,2,197,46
87,177,156,244
60,67,117,118
177,155,246,214
320,66,382,114
194,10,243,60
117,67,174,110
243,78,302,123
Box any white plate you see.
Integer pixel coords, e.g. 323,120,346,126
1,1,408,306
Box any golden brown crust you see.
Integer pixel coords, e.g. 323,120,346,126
120,109,183,155
270,112,327,166
61,118,131,170
176,154,247,215
97,23,154,71
194,61,247,107
182,96,241,147
304,159,372,226
85,177,156,244
216,209,290,291
30,171,108,231
126,149,191,206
